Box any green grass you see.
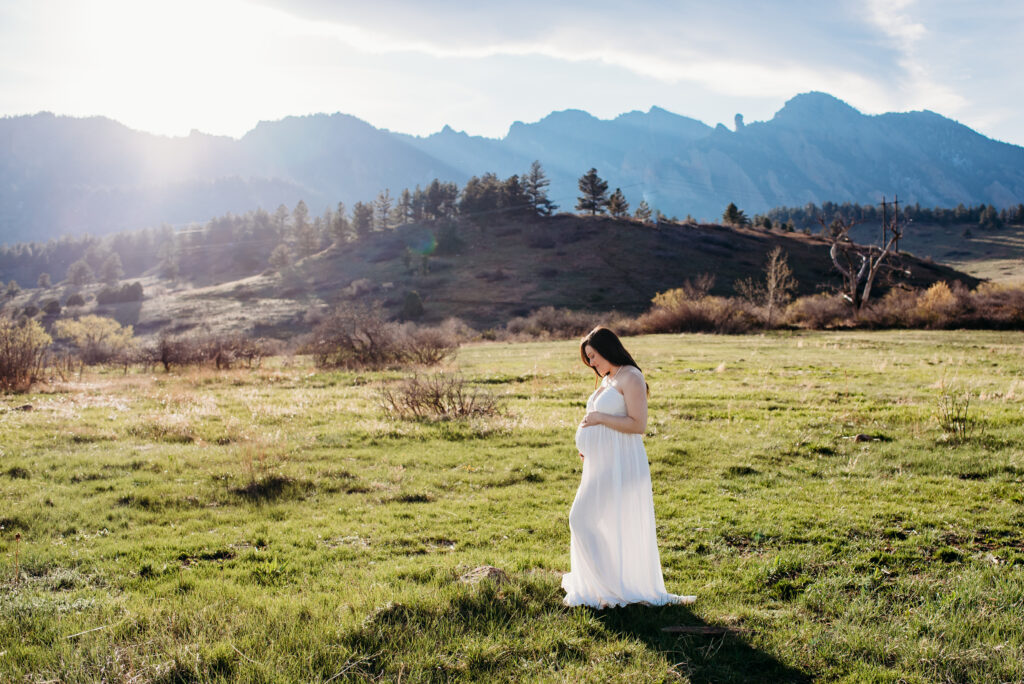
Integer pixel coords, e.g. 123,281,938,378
2,331,1024,682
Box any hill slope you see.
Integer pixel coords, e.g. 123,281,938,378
14,216,973,338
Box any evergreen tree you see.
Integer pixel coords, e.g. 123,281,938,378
607,188,629,218
1013,204,1024,225
5,280,20,298
272,204,290,237
523,160,556,216
331,202,350,244
99,253,124,285
295,218,320,258
722,202,750,226
634,199,653,223
352,202,374,239
37,273,51,289
979,204,1002,229
411,185,426,222
401,290,424,320
268,244,291,271
501,174,530,219
576,168,609,216
393,189,413,226
375,189,393,230
67,259,94,287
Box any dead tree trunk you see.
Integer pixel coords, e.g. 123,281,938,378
821,196,904,313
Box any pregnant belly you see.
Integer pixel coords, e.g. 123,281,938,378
575,424,609,457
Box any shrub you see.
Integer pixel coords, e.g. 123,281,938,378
41,299,61,315
505,307,597,339
915,281,963,327
64,293,86,307
54,315,136,366
785,294,851,329
305,303,459,370
0,318,51,392
203,334,273,370
379,373,501,421
858,288,920,329
152,334,209,371
96,282,144,305
963,282,1024,328
635,288,759,334
21,305,39,318
401,290,424,320
396,323,460,365
936,386,975,443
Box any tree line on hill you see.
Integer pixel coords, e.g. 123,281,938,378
764,200,1024,232
0,162,660,290
1,158,1021,300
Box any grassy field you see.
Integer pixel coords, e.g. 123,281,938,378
2,331,1024,682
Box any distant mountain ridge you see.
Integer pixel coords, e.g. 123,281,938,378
1,92,1023,244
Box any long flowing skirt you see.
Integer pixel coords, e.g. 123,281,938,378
563,424,694,608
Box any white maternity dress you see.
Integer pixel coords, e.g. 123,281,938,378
563,369,695,608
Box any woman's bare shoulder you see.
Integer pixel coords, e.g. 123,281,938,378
616,365,646,388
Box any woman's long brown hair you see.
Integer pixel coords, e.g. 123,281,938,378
580,326,649,394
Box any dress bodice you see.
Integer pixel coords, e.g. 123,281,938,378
587,375,628,417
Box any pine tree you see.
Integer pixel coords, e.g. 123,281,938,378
352,202,374,239
634,200,652,223
723,202,750,226
272,204,289,238
292,200,309,244
393,189,413,226
576,168,609,216
331,202,349,244
67,259,93,287
607,188,629,218
268,244,291,271
375,189,393,230
99,253,124,285
37,273,51,289
523,160,556,216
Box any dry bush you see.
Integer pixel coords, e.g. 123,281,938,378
857,288,920,329
203,334,274,369
635,288,759,334
785,294,851,329
378,373,501,421
150,333,277,371
914,281,966,327
505,306,597,339
963,282,1024,328
394,321,463,365
305,303,461,370
0,317,51,392
152,334,209,371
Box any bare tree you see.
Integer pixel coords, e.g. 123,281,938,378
736,246,797,327
821,197,904,312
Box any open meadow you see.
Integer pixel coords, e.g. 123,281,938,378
2,330,1024,682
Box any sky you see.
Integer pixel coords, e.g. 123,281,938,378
1,0,1022,145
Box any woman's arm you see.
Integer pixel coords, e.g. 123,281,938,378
579,368,648,434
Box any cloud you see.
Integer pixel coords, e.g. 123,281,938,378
249,0,904,98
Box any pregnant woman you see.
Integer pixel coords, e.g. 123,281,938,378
563,326,696,608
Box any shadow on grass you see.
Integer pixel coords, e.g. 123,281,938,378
332,573,813,682
230,475,313,502
594,602,813,683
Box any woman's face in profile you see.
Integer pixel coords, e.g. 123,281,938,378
584,344,614,377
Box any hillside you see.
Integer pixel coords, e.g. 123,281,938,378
5,216,977,338
2,92,1023,243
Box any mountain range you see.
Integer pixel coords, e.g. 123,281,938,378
2,92,1023,244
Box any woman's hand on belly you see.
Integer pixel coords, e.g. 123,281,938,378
579,411,605,428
